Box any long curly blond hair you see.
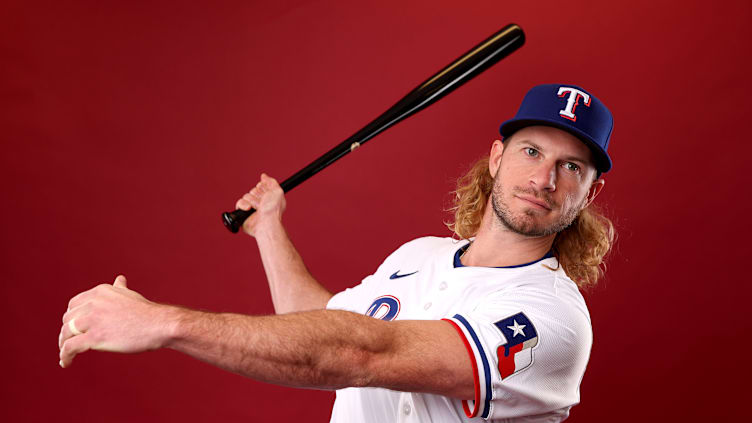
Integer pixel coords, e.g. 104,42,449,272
445,156,615,289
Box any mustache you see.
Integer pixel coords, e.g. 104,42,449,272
512,187,556,208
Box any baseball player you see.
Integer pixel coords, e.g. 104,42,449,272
59,83,615,422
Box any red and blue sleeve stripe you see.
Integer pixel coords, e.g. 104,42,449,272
443,314,493,419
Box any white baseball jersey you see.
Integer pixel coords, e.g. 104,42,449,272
326,236,592,422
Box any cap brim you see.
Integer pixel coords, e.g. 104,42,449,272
500,118,612,173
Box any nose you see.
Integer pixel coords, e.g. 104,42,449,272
529,160,556,192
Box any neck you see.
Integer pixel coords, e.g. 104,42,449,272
461,206,555,267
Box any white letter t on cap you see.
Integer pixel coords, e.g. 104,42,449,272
557,87,591,122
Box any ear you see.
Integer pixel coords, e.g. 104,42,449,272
584,177,605,208
488,139,505,178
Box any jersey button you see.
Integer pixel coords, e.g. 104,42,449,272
439,281,447,290
403,403,412,415
423,302,432,310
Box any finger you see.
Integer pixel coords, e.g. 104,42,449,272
62,301,87,324
59,319,82,349
59,322,68,349
67,283,112,310
60,313,90,349
243,191,260,202
260,173,279,187
62,301,91,324
260,173,273,183
243,192,261,208
236,198,252,211
113,275,127,289
69,318,83,336
67,290,93,311
60,333,92,368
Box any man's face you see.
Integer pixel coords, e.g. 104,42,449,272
489,125,603,237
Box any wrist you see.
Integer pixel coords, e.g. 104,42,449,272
159,304,192,350
253,215,285,241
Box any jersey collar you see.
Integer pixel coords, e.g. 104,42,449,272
453,243,554,269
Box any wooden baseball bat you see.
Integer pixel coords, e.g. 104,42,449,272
222,23,525,233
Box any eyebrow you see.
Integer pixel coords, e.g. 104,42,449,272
518,140,589,165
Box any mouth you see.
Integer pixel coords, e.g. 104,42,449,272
516,195,551,211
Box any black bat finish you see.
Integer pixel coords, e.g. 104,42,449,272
223,24,525,233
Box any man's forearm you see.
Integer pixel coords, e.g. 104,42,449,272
164,308,387,389
254,221,332,314
60,279,474,399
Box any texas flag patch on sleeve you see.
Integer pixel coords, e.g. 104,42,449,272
494,312,538,379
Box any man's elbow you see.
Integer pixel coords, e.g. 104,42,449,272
315,346,377,389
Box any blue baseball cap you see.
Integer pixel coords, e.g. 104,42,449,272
500,84,614,173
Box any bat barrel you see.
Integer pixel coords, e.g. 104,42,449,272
221,24,524,233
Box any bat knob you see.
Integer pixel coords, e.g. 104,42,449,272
222,209,253,233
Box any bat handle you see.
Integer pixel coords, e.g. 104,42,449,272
222,208,255,233
222,176,299,233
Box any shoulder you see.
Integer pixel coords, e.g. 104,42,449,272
391,235,465,255
377,236,466,267
462,260,591,336
481,264,592,338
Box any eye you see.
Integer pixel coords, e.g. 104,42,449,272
525,147,539,157
563,162,580,173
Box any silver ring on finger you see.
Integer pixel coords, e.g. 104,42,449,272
68,318,83,336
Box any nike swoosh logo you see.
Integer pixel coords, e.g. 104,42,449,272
389,270,418,280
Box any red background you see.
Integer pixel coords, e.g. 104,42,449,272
2,1,751,421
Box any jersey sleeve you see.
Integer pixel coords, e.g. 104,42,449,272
326,242,400,312
442,286,592,420
327,236,450,313
326,274,377,312
326,242,405,312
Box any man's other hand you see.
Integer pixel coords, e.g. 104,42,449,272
58,275,173,368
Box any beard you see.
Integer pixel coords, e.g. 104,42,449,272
491,177,584,238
